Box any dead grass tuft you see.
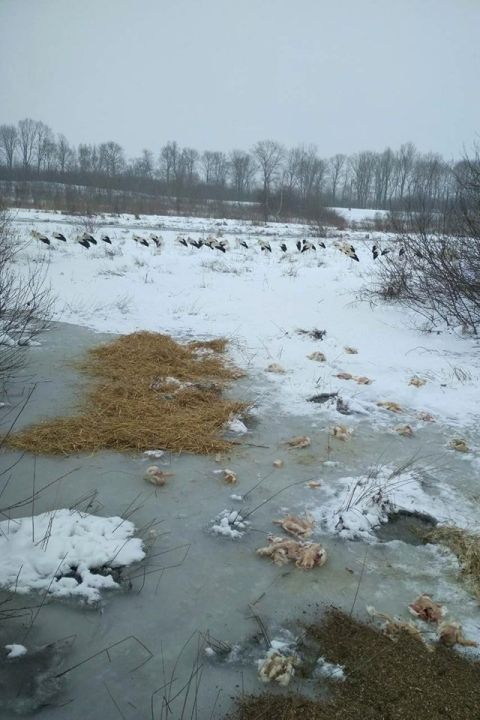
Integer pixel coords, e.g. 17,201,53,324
425,525,480,598
8,331,248,455
228,608,480,720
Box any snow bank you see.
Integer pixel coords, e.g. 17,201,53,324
210,509,249,539
5,644,27,659
311,466,476,541
0,509,145,603
314,656,346,681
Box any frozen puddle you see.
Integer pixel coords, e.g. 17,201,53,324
1,322,480,718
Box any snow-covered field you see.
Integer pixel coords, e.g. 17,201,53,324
11,207,480,427
3,207,480,716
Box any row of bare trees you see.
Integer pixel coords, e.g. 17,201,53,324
0,118,462,218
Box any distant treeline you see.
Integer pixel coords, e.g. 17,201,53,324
0,118,472,220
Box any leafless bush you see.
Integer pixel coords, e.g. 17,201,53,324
310,207,347,234
0,201,53,379
78,212,100,235
366,228,480,331
366,149,480,333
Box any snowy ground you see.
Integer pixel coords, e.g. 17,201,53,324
2,207,480,715
0,510,145,603
10,206,480,428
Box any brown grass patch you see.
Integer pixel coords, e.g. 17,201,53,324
8,332,248,455
228,608,480,720
425,525,480,598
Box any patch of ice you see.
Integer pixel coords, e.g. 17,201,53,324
0,509,145,603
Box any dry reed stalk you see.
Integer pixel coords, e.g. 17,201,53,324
425,525,480,598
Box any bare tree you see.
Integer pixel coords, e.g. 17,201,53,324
295,145,327,208
34,122,54,174
373,148,396,208
201,151,228,188
350,151,376,207
328,154,346,204
56,134,73,174
180,147,199,187
18,118,38,171
159,141,179,187
0,125,18,170
229,150,255,197
98,141,125,176
395,142,417,202
78,143,100,174
252,140,285,220
201,151,216,185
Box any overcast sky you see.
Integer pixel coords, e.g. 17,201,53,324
1,0,478,159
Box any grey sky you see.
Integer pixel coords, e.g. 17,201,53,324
1,0,478,159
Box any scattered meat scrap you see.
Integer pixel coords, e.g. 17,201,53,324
273,513,314,539
450,438,469,453
223,468,237,485
266,363,286,374
438,621,477,648
143,466,174,486
257,536,327,569
395,424,414,437
307,351,326,362
285,435,311,449
409,376,427,387
258,651,300,686
408,594,444,623
377,401,403,413
331,425,352,441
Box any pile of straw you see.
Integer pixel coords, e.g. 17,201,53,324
8,332,248,455
425,525,480,598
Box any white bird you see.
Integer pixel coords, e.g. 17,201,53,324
31,230,50,244
81,232,97,245
150,234,163,248
335,241,359,262
258,239,272,253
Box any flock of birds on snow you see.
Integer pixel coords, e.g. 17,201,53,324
30,229,411,261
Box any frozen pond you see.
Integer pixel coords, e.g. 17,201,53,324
1,323,480,718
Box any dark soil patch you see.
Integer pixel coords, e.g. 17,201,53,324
375,509,437,545
227,607,480,720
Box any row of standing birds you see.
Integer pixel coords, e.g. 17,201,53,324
30,230,164,249
177,234,364,260
30,229,407,261
176,234,326,254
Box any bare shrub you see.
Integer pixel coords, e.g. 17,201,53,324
78,212,100,235
310,207,347,235
0,201,53,379
366,148,480,332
